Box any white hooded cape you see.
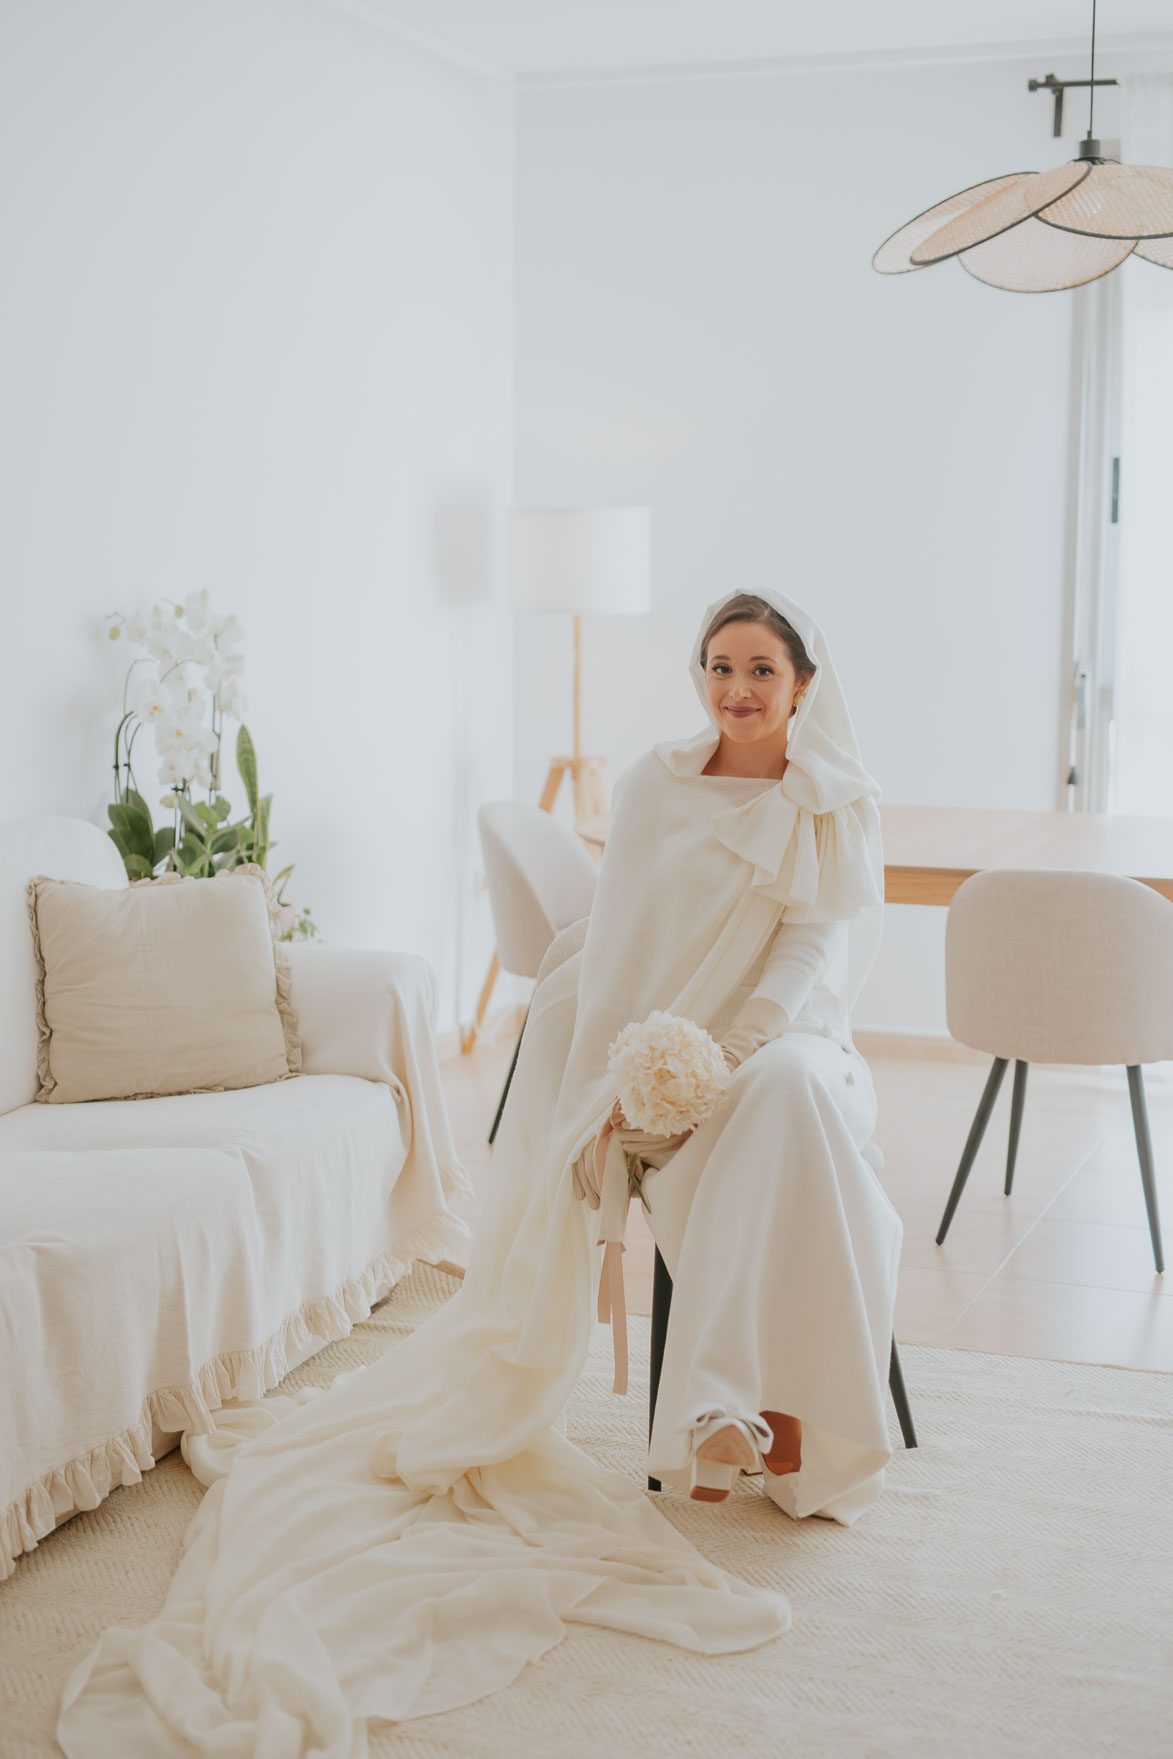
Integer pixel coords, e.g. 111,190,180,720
58,589,886,1757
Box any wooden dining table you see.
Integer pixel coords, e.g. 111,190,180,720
574,802,1173,905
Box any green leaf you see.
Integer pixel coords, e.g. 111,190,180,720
177,798,211,841
193,801,220,829
210,827,239,854
153,826,175,863
125,789,153,831
106,801,142,834
108,802,154,862
212,795,232,822
174,841,203,875
236,725,259,816
123,853,153,880
254,795,272,867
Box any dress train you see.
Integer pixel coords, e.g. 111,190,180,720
57,949,791,1758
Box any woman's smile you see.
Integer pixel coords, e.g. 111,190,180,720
725,706,759,717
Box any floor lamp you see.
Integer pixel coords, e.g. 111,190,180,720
462,505,651,1053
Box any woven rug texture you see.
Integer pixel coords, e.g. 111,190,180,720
1,1261,1170,1759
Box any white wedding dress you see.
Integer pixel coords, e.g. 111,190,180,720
638,774,902,1522
57,589,903,1756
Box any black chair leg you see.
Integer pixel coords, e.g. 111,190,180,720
1005,1060,1028,1196
647,1247,918,1493
1126,1065,1165,1275
647,1247,673,1492
889,1336,917,1449
488,1007,528,1147
937,1057,1009,1244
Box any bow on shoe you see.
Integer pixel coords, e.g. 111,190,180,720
676,1405,776,1457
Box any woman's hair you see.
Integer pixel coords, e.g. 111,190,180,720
699,594,817,694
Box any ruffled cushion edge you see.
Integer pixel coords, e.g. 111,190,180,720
25,876,56,1101
211,864,303,1077
0,1178,471,1582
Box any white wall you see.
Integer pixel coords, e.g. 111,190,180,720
515,53,1106,1033
5,10,1154,1040
0,0,513,1031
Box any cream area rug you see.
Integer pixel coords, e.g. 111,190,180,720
2,1263,1170,1759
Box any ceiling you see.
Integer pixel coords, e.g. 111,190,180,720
339,1,1173,78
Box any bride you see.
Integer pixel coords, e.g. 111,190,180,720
58,586,903,1756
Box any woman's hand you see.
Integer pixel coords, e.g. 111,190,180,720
610,1097,694,1161
570,1097,695,1209
613,1121,695,1162
571,1098,626,1208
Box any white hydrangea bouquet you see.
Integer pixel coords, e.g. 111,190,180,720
606,1009,730,1208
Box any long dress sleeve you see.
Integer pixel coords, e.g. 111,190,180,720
750,918,841,1020
717,919,841,1069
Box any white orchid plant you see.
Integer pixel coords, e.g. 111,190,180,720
109,590,244,803
105,593,317,939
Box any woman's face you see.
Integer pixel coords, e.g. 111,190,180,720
703,619,802,747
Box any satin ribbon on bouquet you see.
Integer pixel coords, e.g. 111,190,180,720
593,1113,698,1394
594,1121,636,1396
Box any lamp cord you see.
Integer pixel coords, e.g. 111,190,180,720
1088,0,1097,140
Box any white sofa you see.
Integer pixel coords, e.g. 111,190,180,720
0,817,473,1580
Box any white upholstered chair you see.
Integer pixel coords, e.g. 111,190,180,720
938,869,1169,1274
477,802,599,1144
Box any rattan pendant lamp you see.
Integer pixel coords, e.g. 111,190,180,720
873,1,1173,292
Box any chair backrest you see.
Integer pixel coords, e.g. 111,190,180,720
946,867,1173,1066
477,802,598,979
0,816,128,1115
533,915,590,989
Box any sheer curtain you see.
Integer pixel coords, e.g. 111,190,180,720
1108,73,1173,815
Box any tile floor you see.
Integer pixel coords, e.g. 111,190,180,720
438,1020,1171,1373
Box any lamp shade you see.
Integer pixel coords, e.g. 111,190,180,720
510,507,651,615
874,155,1173,293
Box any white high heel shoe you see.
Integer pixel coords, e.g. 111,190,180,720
681,1409,775,1503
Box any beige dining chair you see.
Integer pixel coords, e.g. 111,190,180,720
477,802,599,1144
938,869,1168,1274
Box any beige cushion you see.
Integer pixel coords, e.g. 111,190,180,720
0,816,128,1117
26,865,302,1103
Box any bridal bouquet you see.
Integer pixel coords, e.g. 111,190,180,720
606,1010,730,1208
